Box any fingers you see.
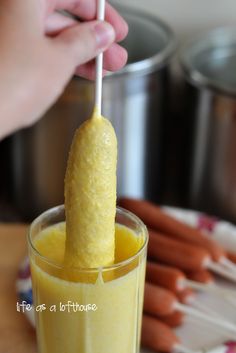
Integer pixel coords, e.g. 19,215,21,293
47,3,128,82
37,20,115,106
103,42,128,71
45,12,77,36
54,0,96,19
75,42,127,79
55,20,115,67
105,3,128,42
48,0,128,42
76,63,108,80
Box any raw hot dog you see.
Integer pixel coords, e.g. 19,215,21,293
142,315,180,353
119,198,225,262
148,229,210,272
187,270,214,284
146,262,185,292
144,283,176,317
160,311,185,328
143,283,230,334
227,252,236,264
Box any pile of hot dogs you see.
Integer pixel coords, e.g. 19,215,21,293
118,198,236,353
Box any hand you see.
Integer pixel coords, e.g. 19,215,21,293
0,0,128,139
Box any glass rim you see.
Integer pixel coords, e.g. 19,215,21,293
28,205,148,273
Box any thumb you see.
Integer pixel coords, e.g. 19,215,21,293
55,20,115,67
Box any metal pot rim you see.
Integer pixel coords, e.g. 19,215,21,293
180,26,236,97
107,5,177,77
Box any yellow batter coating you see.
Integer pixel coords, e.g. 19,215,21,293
64,108,117,268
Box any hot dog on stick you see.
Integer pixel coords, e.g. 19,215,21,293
146,262,186,292
146,262,213,292
150,289,193,328
119,198,224,261
228,252,236,264
120,198,236,280
148,229,236,282
142,315,182,353
187,270,214,284
144,283,176,317
159,311,185,328
144,283,236,333
146,261,236,299
148,230,210,272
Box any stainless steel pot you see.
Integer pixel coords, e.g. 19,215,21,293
180,27,236,221
9,6,176,219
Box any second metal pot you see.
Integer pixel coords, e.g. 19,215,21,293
181,27,236,221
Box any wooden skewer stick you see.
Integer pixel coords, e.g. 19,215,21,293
95,0,105,115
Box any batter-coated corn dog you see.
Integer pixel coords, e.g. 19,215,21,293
64,109,117,268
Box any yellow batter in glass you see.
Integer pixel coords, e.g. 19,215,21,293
30,220,146,353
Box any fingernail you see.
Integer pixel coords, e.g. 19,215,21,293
94,22,115,49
